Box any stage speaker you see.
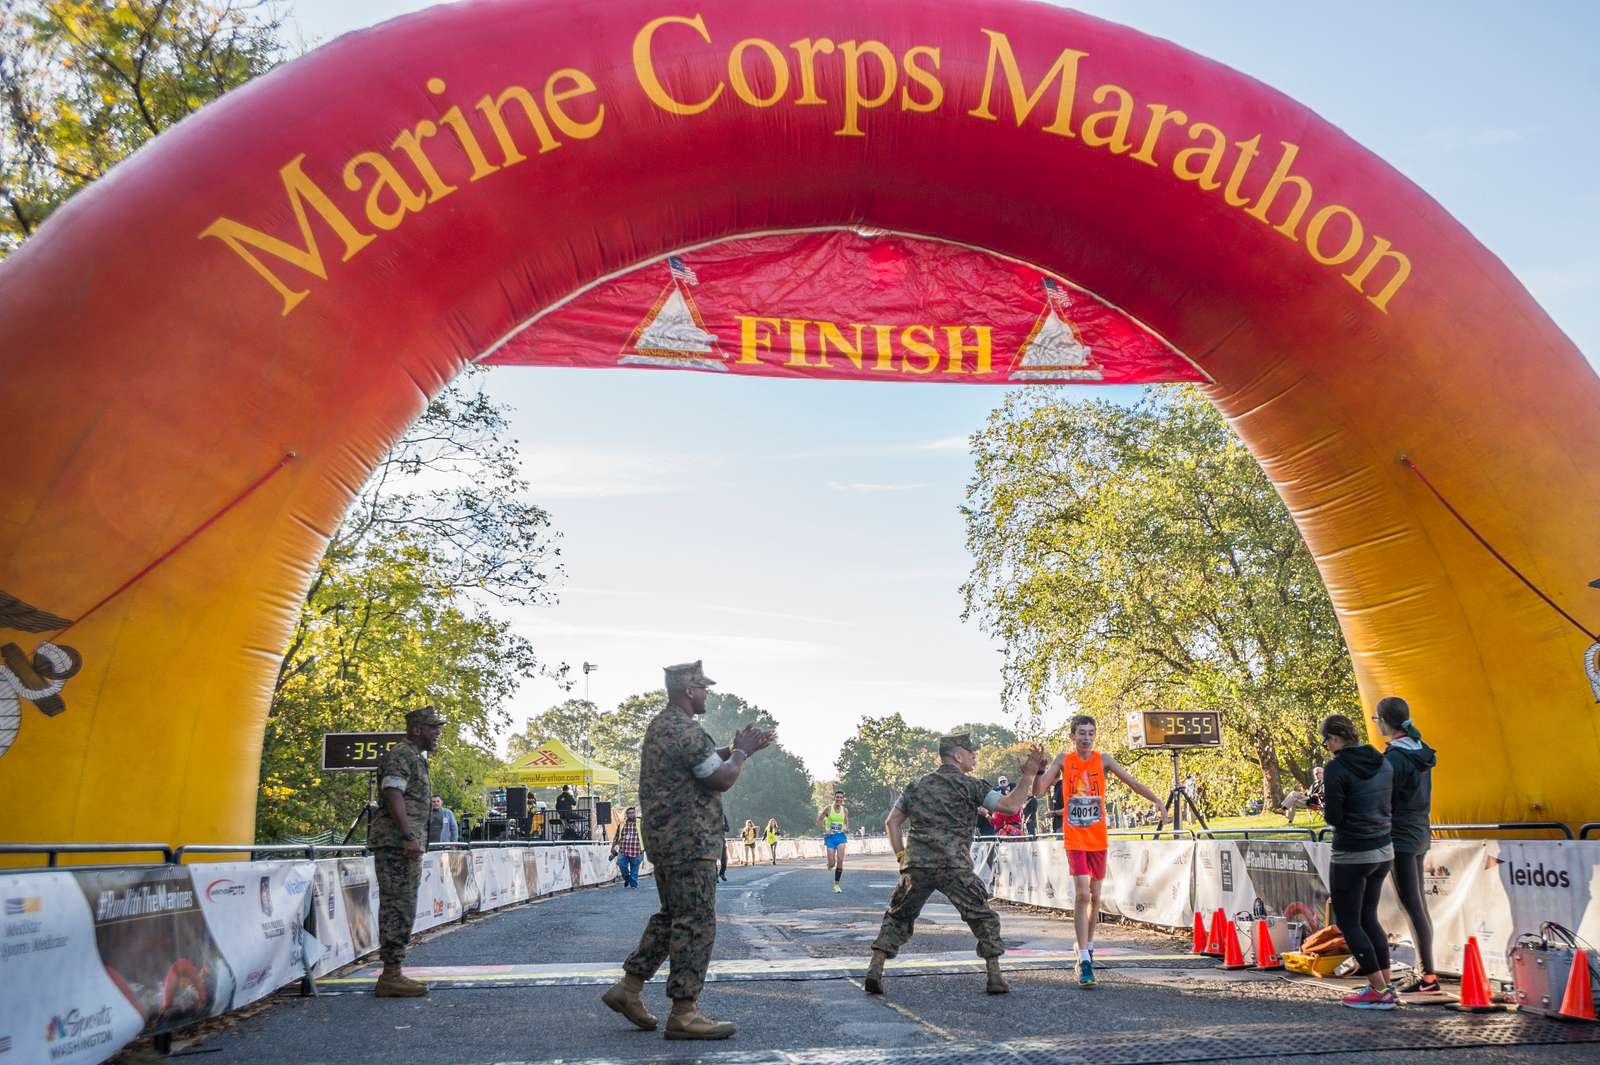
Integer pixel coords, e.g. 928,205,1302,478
596,800,613,826
506,786,528,820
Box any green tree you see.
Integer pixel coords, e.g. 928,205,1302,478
1,0,287,255
259,375,564,839
257,530,539,839
962,386,1359,809
702,690,815,839
833,713,940,830
507,699,600,761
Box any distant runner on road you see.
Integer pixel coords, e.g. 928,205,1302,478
818,789,850,892
1033,714,1164,988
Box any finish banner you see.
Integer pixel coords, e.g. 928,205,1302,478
1194,841,1332,932
487,230,1204,386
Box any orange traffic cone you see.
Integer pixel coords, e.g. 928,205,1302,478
1191,912,1209,954
1450,936,1506,1013
1558,950,1596,1022
1218,919,1251,971
1204,908,1227,957
1253,919,1283,970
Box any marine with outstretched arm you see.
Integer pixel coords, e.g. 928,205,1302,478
864,733,1046,996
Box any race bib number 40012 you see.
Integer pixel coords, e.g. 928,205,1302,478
1068,796,1103,827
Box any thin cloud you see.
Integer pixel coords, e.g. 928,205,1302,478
828,481,927,493
514,617,838,659
919,435,971,451
521,444,714,498
561,587,857,629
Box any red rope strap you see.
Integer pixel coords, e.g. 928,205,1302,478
54,452,297,638
1400,456,1596,642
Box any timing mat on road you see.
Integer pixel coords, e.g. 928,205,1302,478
316,947,1202,992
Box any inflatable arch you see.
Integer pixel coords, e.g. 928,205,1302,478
2,0,1596,845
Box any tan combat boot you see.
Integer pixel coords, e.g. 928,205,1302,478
373,963,428,997
600,973,658,1030
985,957,1009,995
664,999,736,1040
863,950,888,995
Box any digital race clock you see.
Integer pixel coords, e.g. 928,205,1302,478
321,731,405,771
1125,711,1223,750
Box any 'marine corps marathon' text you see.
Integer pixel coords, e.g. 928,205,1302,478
200,16,1412,317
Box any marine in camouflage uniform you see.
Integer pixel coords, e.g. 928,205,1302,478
369,705,443,997
866,733,1043,996
602,660,773,1040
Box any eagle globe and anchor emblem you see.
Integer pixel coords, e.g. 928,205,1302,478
618,255,727,372
0,589,84,761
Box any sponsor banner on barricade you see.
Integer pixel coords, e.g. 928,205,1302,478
190,861,315,1009
533,846,571,895
503,848,530,905
1379,840,1600,982
1102,840,1194,927
75,865,236,1041
309,860,353,977
1193,840,1332,931
339,857,379,960
413,852,463,933
981,839,1067,907
448,851,479,915
573,845,616,887
473,849,519,912
1,870,144,1065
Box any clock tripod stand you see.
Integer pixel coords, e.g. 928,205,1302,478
1158,748,1209,832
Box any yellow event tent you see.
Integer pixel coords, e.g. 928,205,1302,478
484,739,619,789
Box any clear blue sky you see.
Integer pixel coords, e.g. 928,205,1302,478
286,1,1599,776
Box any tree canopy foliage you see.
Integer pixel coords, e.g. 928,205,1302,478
962,386,1360,808
258,377,564,839
505,688,817,836
1,0,287,255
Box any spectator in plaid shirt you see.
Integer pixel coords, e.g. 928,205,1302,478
611,806,645,887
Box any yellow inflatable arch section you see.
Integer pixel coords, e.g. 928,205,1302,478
2,0,1596,843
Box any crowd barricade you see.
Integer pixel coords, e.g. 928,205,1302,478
0,840,638,1064
722,834,894,866
975,832,1600,982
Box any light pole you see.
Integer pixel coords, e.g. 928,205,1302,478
581,661,600,837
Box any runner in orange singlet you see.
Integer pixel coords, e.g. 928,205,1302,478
1033,715,1164,986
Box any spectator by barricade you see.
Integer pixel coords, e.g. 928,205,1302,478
611,805,644,888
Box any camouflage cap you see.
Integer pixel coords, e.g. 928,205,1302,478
664,660,715,691
938,732,975,757
406,705,446,727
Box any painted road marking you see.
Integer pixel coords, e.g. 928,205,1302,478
317,949,1200,991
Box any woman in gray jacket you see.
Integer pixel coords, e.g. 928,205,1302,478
1376,696,1441,997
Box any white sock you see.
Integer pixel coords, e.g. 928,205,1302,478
1079,947,1091,961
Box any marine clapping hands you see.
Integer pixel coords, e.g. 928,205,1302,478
733,723,775,757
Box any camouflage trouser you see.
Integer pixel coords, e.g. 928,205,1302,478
373,847,420,966
870,866,1004,959
622,858,718,1000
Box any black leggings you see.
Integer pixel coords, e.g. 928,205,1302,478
1390,852,1436,975
1330,859,1391,977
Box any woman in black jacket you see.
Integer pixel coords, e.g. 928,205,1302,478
1320,713,1397,1010
1375,696,1441,997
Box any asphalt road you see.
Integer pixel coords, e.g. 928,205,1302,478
172,855,1600,1065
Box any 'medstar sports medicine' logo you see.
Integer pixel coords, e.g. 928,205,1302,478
205,879,246,903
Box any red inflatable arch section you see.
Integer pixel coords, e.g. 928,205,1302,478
2,0,1596,844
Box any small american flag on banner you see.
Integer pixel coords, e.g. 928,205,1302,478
668,255,699,285
1042,277,1073,317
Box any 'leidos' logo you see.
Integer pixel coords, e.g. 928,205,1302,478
1502,861,1571,889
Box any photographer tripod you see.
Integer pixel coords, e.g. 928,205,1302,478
1158,748,1209,832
